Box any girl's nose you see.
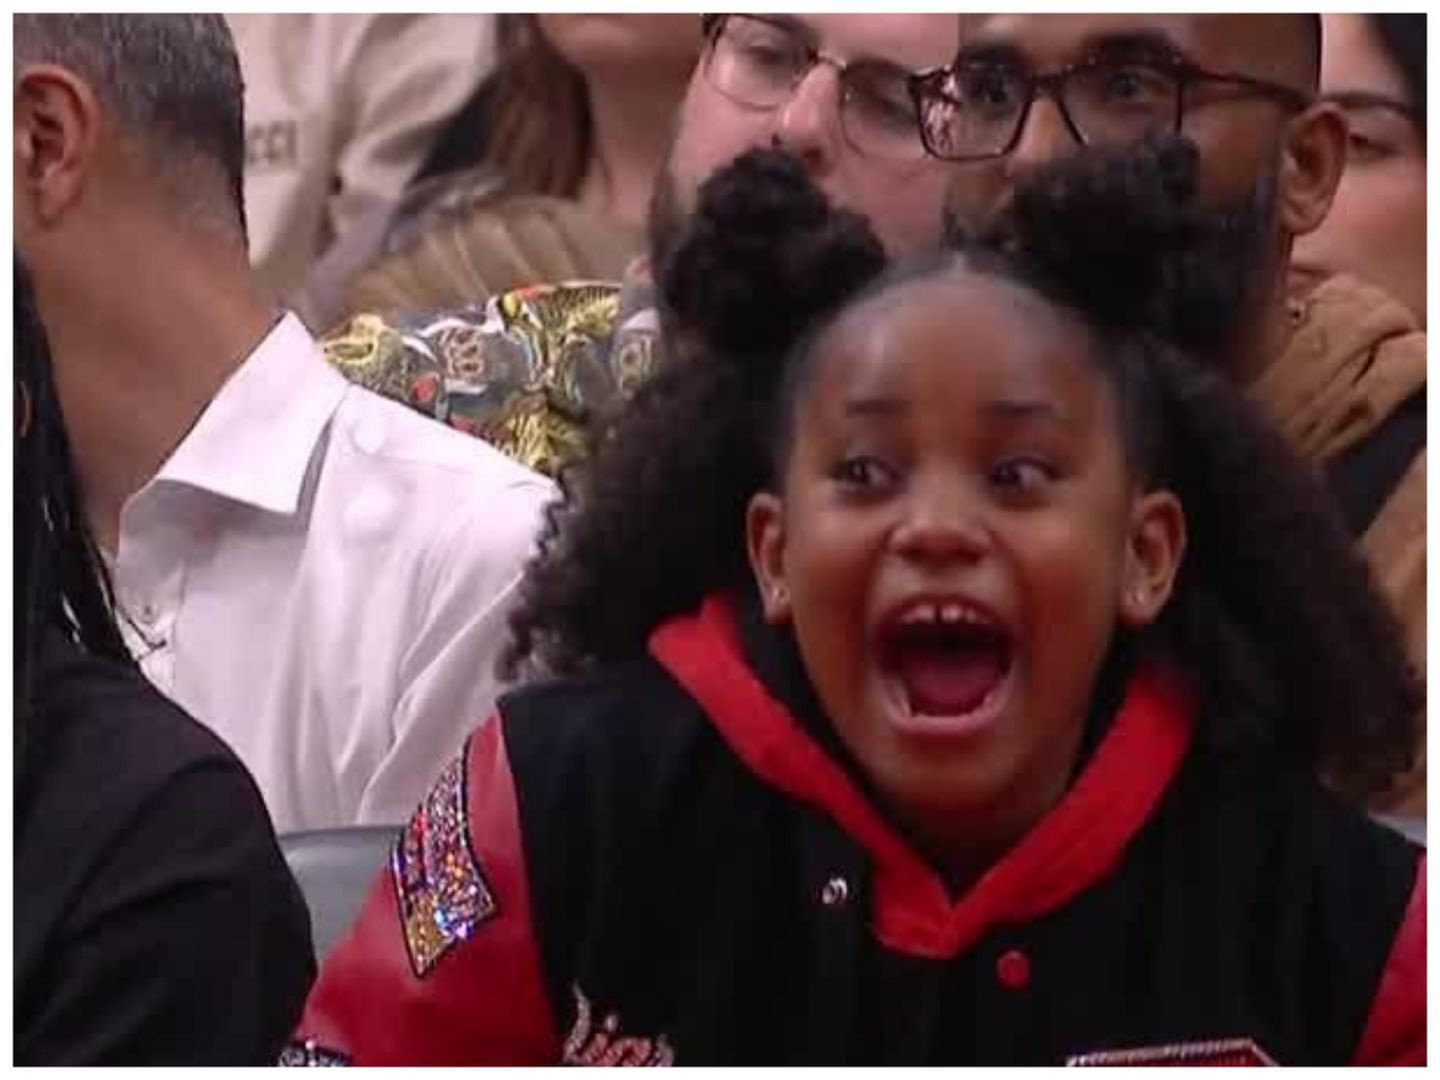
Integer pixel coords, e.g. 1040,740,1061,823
890,490,990,563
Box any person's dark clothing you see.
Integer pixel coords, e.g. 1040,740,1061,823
16,635,317,1064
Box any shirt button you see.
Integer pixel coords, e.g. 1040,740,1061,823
819,876,850,907
996,948,1031,990
354,416,387,455
138,601,159,625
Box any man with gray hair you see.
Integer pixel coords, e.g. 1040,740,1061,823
14,15,555,833
14,14,250,229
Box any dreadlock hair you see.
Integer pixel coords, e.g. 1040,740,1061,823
15,255,133,790
504,144,1419,800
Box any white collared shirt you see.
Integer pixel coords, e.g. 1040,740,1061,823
112,313,554,833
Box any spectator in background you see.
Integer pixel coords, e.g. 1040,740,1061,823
1293,13,1426,326
301,14,700,328
229,14,496,309
15,254,315,1064
13,14,554,833
322,13,963,478
926,13,1425,818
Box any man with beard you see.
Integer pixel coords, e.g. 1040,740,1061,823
914,13,1424,817
322,13,962,478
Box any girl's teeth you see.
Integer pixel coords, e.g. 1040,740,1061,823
899,602,988,627
903,604,937,626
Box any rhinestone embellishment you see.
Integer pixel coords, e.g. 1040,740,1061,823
1067,1036,1279,1066
391,741,497,976
562,985,676,1066
278,1038,350,1066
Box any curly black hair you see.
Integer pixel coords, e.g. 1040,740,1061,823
505,144,1419,799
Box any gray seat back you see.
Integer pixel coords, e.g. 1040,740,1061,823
1373,814,1426,846
280,826,400,962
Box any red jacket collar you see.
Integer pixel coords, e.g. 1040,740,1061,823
650,592,1195,958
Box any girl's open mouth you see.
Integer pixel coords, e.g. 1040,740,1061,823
877,600,1015,737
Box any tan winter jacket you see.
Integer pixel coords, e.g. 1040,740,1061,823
1250,275,1426,815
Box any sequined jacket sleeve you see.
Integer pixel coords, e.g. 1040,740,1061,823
286,720,559,1065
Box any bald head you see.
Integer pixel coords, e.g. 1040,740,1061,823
941,12,1347,376
1224,13,1322,93
954,14,1318,92
943,13,1332,210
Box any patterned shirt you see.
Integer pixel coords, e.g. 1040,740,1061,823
322,263,660,478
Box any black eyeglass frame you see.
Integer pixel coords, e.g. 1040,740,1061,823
699,12,945,159
909,50,1316,163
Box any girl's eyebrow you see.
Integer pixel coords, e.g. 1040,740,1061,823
843,396,908,418
984,398,1071,428
841,396,1071,427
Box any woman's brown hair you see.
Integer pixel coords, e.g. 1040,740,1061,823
486,14,593,198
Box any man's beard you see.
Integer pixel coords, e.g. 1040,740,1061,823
946,135,1281,365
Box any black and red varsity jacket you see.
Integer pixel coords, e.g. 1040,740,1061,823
287,592,1425,1066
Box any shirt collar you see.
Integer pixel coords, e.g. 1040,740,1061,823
155,312,348,515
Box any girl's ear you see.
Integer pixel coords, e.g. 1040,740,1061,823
1118,489,1186,628
745,491,792,625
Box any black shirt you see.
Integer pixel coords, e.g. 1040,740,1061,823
15,636,316,1064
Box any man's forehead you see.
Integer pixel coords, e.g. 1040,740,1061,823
957,13,1222,65
786,13,960,67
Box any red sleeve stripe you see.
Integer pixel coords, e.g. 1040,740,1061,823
1353,855,1427,1066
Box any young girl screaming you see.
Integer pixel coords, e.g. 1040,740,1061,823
287,149,1423,1067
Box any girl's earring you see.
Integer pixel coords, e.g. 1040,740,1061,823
763,583,791,625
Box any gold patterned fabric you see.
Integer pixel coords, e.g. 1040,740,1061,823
323,270,660,478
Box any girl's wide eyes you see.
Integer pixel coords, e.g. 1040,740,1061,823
832,455,896,489
830,455,1058,496
988,457,1057,492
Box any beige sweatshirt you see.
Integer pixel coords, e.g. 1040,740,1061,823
228,14,497,304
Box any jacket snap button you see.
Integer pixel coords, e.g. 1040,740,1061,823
819,876,850,907
997,948,1031,990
